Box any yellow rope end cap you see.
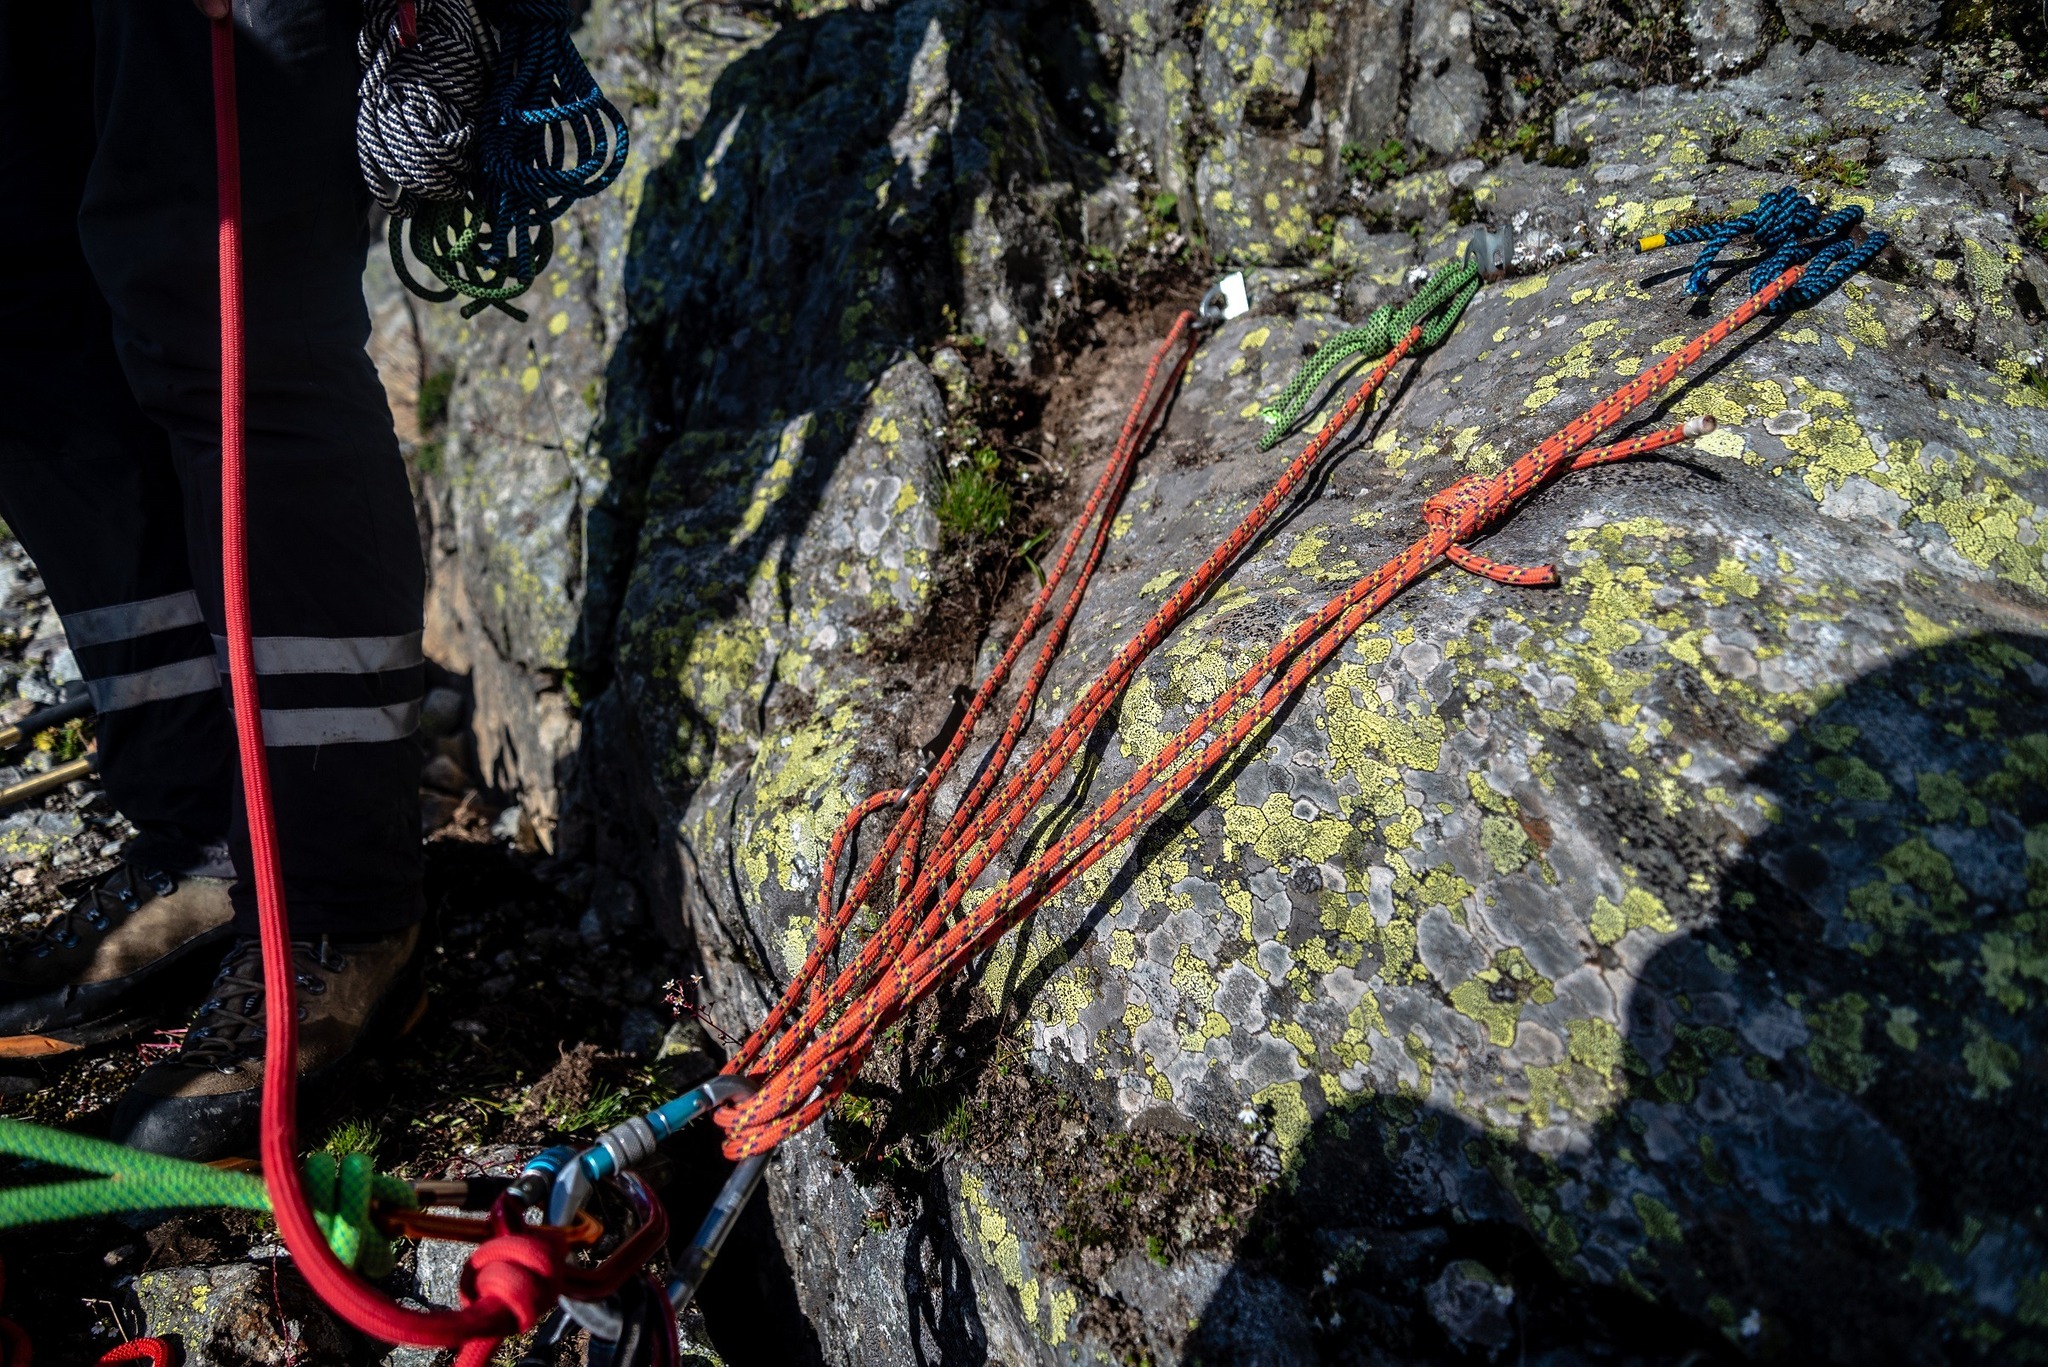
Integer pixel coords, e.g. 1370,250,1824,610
1637,233,1667,253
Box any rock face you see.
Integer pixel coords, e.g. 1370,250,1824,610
126,1260,355,1365
397,0,2048,1362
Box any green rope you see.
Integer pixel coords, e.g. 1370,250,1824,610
1254,257,1479,451
0,1119,413,1276
389,199,555,323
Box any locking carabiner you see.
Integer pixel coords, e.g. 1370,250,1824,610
547,1075,754,1225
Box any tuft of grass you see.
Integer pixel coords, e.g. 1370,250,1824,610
549,1085,635,1134
1795,148,1869,189
322,1117,381,1164
1340,137,1409,188
935,447,1011,540
416,369,456,431
938,1097,972,1146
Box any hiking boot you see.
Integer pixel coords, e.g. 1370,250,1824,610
110,926,423,1160
0,862,235,1037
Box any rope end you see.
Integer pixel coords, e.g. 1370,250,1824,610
1636,233,1667,253
1682,415,1717,439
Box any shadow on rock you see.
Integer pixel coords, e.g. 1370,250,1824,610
556,0,1119,1356
1191,630,2048,1363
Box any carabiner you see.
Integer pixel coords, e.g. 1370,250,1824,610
667,1150,770,1313
1196,270,1249,328
1463,224,1516,281
548,1075,754,1225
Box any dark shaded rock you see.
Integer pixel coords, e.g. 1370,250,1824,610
127,1260,354,1366
1781,0,1941,42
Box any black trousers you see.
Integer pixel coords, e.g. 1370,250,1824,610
0,1,423,937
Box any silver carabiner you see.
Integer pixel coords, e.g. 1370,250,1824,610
667,1150,771,1312
1464,224,1516,281
1196,270,1249,328
548,1074,755,1225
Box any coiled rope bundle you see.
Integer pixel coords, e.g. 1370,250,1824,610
357,0,629,318
1637,185,1889,311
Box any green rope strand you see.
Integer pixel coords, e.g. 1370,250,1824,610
0,1119,413,1275
1254,257,1480,451
388,199,556,323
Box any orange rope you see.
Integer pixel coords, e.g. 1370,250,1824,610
717,266,1800,1159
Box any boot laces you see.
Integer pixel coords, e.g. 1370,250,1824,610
5,863,175,961
179,936,345,1069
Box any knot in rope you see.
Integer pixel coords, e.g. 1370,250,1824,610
355,0,495,215
1640,185,1889,312
1420,473,1561,584
300,1150,416,1278
457,1209,569,1337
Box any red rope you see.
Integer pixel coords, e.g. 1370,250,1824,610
96,1341,178,1367
715,270,1797,1158
208,17,650,1357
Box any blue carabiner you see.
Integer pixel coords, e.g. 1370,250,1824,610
547,1074,754,1225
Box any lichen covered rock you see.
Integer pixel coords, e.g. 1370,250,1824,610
403,1,2048,1361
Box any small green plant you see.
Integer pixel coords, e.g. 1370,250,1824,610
551,1086,635,1133
2029,209,2048,253
1339,137,1409,188
322,1117,380,1164
34,718,89,763
938,1097,972,1145
1149,191,1178,223
935,447,1011,540
417,368,456,431
1015,527,1054,585
2026,368,2048,405
1795,148,1868,189
412,439,443,477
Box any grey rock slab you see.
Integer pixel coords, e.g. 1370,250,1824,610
406,2,2048,1362
127,1260,355,1366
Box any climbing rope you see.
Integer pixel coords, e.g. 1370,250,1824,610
0,1122,418,1275
1636,184,1889,310
360,0,628,318
717,299,1442,1157
356,0,495,215
713,191,1884,1164
1255,256,1478,449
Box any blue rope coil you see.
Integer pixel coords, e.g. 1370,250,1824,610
362,0,630,318
1637,185,1888,312
471,0,629,284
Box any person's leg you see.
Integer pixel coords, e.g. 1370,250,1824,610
76,0,427,1155
0,3,237,1036
81,0,425,940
